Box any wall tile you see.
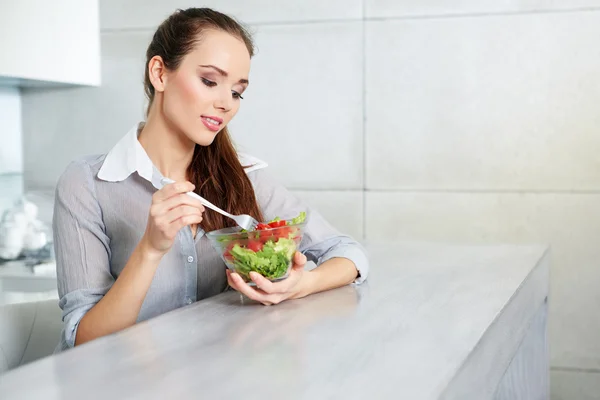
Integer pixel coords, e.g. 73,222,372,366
366,12,600,190
551,370,600,400
366,0,600,18
101,0,363,31
291,190,363,239
230,22,364,189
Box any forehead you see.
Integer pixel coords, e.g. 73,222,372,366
184,29,251,77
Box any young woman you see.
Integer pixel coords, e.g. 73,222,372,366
53,7,368,351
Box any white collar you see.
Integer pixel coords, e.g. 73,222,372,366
97,123,268,187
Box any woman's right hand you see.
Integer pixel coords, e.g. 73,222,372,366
141,181,205,257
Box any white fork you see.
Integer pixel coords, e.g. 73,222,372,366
160,177,259,231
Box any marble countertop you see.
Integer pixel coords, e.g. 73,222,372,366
0,242,549,399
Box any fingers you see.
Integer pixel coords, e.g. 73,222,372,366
153,181,195,203
293,252,307,269
227,271,283,306
172,213,204,234
149,182,205,223
248,271,294,294
158,193,205,214
151,203,203,240
165,205,204,224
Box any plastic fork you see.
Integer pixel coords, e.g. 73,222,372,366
160,177,259,231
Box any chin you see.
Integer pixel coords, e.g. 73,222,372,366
190,130,219,147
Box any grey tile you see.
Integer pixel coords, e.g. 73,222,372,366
551,370,600,400
366,12,600,191
366,0,600,18
229,22,364,189
291,190,363,239
101,0,363,31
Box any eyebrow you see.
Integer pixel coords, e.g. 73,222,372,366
199,64,249,85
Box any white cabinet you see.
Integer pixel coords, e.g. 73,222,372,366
0,0,100,87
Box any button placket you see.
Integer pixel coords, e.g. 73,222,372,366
178,229,198,306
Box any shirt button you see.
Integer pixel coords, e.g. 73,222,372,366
185,298,193,305
187,256,194,263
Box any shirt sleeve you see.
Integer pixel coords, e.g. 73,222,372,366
53,160,114,350
248,168,369,284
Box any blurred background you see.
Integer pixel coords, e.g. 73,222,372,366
1,1,600,398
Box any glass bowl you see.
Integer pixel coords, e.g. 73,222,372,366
206,212,308,284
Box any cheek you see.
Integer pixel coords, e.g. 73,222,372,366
227,102,241,121
178,78,206,107
167,76,207,114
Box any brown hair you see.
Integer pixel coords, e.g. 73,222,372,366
143,8,263,231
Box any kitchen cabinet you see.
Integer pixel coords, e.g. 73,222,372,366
0,0,100,87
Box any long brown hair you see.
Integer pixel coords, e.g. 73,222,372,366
143,8,264,231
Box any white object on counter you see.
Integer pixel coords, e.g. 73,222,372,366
0,198,50,260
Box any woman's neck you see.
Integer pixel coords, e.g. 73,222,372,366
138,107,196,182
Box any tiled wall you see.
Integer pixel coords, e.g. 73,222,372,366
21,1,600,397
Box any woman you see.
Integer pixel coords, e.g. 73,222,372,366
53,7,368,351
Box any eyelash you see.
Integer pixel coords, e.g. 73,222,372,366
201,78,244,100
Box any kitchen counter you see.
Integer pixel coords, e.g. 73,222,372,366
0,260,57,305
0,242,549,399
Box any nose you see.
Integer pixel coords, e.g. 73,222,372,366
214,88,233,113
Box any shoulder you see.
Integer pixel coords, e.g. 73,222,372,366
58,155,105,182
56,155,106,196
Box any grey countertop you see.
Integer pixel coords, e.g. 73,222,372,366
0,242,549,399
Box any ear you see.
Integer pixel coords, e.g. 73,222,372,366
148,55,168,93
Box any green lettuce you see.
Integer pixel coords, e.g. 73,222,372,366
229,238,296,280
289,211,306,225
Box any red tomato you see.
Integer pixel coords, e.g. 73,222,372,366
276,227,292,239
258,230,271,239
268,220,286,228
256,223,270,230
223,242,236,260
247,240,263,252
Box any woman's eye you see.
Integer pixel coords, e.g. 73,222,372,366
232,91,244,100
201,78,216,87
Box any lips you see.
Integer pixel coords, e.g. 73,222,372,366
201,115,223,132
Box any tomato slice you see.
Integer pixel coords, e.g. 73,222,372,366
223,242,236,260
268,220,286,228
247,240,263,252
275,227,291,239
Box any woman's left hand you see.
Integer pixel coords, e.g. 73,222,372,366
227,252,313,306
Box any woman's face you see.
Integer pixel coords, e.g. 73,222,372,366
159,29,251,146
